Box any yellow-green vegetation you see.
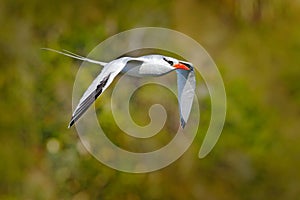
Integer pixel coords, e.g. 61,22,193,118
0,0,300,199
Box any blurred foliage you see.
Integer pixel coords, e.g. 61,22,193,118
0,0,300,199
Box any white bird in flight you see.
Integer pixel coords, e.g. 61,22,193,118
43,48,196,129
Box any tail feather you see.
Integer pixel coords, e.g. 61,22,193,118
41,48,107,66
62,49,86,59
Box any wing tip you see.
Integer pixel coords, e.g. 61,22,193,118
180,118,186,129
68,119,75,128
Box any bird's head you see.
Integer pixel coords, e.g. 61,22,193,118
163,57,193,71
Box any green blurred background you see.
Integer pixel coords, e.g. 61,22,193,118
1,0,300,199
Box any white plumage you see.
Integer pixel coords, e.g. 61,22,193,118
43,48,196,128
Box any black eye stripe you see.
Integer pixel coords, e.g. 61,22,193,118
163,57,174,66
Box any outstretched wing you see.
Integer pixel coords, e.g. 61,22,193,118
42,47,150,127
176,69,196,128
68,73,111,128
68,58,132,127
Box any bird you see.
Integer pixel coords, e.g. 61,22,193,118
42,48,196,129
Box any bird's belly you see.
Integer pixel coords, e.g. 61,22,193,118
122,64,173,77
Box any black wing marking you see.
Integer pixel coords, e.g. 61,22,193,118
68,73,111,128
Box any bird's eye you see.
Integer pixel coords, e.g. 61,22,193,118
163,57,174,66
